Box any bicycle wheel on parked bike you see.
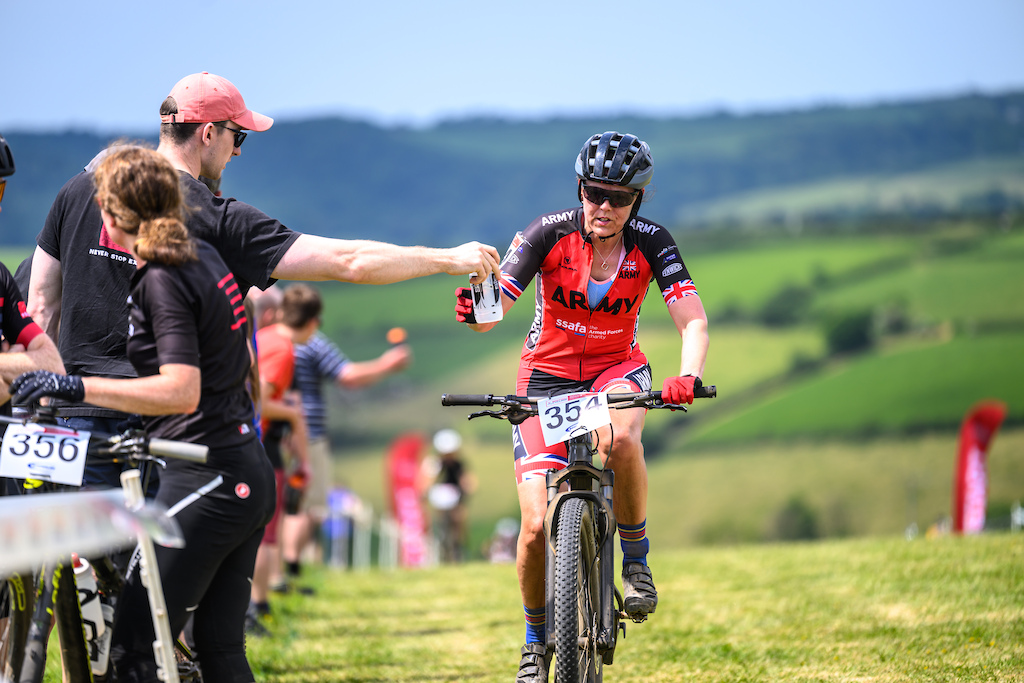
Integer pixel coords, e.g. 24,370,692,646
1,571,34,681
553,497,602,683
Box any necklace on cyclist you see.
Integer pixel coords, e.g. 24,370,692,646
593,237,621,271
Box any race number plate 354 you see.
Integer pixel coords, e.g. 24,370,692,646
537,392,611,447
0,423,91,486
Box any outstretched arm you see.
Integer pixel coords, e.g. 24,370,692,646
336,345,412,390
273,235,501,285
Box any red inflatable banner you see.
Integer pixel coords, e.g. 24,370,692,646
386,432,428,566
952,401,1007,534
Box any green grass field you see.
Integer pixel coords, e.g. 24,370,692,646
242,533,1024,682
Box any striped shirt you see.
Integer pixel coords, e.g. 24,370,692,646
291,332,349,439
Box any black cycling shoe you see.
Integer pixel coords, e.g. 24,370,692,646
515,642,550,683
622,562,658,618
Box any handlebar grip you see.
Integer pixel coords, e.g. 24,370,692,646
650,385,717,401
696,385,716,399
148,438,209,463
441,394,494,407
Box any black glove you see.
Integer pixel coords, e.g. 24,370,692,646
10,370,86,405
454,287,477,324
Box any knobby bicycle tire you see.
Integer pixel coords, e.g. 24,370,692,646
18,560,94,683
1,572,34,681
554,497,602,683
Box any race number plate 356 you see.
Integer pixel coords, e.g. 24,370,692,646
537,392,611,447
0,423,91,486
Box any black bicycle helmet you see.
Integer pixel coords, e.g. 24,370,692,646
0,134,14,178
575,131,653,189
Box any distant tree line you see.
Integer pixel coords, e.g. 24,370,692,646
2,91,1022,248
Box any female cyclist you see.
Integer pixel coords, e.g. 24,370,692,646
13,146,274,683
455,131,709,682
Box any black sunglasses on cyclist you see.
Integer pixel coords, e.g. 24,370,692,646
581,184,638,209
213,123,247,148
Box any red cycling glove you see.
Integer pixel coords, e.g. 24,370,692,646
454,287,476,324
662,375,701,405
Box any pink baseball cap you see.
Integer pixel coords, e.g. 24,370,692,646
159,72,273,132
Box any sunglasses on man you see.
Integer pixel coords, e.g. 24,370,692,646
213,123,247,148
581,183,638,209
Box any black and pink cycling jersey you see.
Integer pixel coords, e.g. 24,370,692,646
499,207,699,381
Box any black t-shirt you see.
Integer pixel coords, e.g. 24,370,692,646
126,240,255,450
37,170,300,416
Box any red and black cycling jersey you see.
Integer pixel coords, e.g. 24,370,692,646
499,207,698,381
0,262,43,351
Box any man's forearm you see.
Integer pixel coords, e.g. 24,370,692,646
273,234,499,285
27,246,63,339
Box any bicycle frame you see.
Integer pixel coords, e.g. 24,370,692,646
1,409,205,683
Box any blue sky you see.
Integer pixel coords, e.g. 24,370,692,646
4,0,1023,134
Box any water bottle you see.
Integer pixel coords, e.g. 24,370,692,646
73,556,111,674
471,272,503,323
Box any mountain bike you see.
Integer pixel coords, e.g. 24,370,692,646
441,386,715,683
0,405,208,683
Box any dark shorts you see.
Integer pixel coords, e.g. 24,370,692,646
511,360,653,484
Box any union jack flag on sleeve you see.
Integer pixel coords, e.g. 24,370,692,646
499,271,526,302
661,279,698,306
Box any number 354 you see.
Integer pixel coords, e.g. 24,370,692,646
543,395,602,429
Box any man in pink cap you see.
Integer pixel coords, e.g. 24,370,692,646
23,70,500,680
161,71,274,132
26,71,500,483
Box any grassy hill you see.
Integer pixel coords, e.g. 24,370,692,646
283,221,1024,554
4,183,1021,556
3,90,1022,249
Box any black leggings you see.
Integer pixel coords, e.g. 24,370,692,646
110,439,274,683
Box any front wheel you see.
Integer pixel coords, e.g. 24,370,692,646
553,498,602,683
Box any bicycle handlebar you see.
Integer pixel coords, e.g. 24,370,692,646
441,386,716,420
145,438,209,463
0,412,209,465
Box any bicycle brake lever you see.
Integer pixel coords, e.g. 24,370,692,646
468,409,505,421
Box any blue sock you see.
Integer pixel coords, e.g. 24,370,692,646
524,605,545,644
619,520,649,567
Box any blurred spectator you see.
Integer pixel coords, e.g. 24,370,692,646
424,429,477,562
281,288,411,580
246,285,312,633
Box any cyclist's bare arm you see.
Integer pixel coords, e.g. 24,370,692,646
667,295,709,378
82,364,201,415
273,234,501,285
336,345,411,390
27,246,62,339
